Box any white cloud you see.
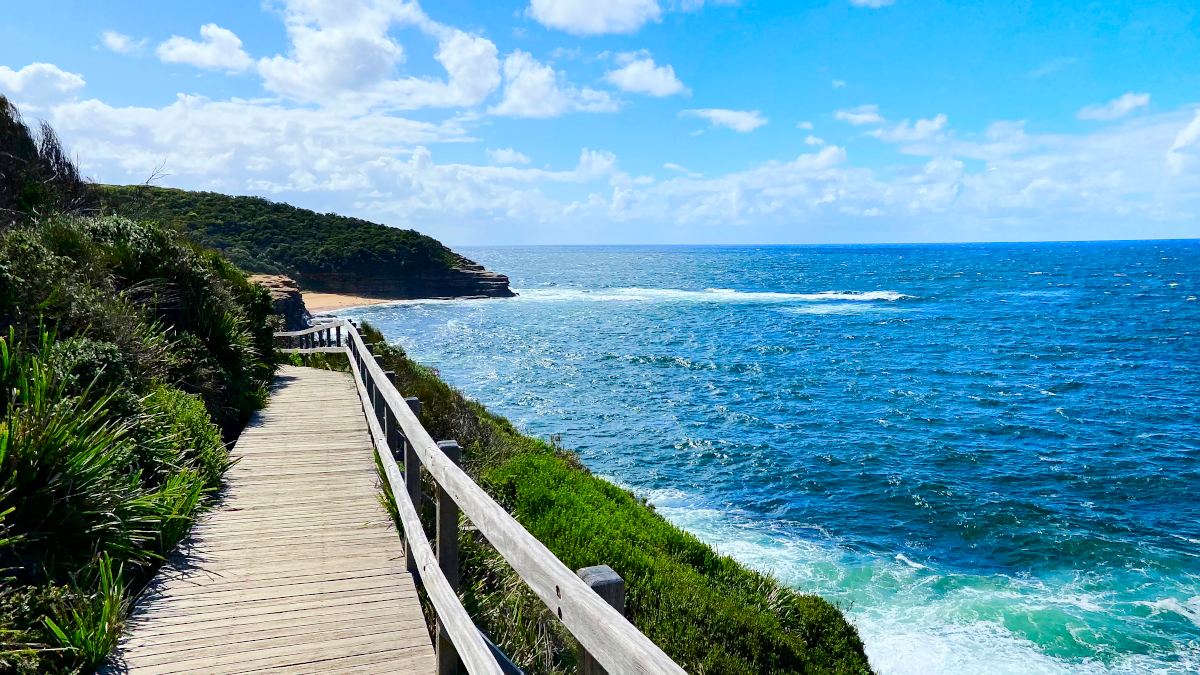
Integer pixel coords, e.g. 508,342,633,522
491,50,617,118
488,147,531,165
33,84,1200,243
528,0,661,35
681,108,766,132
604,56,688,97
45,93,472,184
102,30,146,55
575,148,618,179
157,23,254,73
835,104,884,125
257,0,500,109
870,113,947,142
1027,56,1079,79
0,63,85,109
1166,110,1200,175
1077,92,1150,121
850,0,895,6
796,120,813,130
805,135,825,146
832,79,847,89
664,162,701,177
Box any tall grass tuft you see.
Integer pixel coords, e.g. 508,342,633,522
42,555,127,670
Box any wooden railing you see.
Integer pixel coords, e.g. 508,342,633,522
276,321,685,675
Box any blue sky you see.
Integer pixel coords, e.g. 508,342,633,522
2,0,1200,245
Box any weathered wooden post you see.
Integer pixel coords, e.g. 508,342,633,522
335,324,341,348
361,342,375,409
403,396,422,575
373,355,387,424
383,370,397,445
576,565,625,675
436,439,462,675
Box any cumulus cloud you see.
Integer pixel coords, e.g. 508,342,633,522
870,113,947,142
34,80,1200,243
0,63,85,109
832,79,847,89
488,147,532,165
850,0,895,6
804,135,825,146
491,50,617,118
681,108,766,132
528,0,661,35
258,0,500,109
157,24,254,73
1077,92,1150,121
101,30,146,54
604,56,688,97
44,93,472,185
835,104,884,125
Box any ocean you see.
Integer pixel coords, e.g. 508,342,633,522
347,242,1200,674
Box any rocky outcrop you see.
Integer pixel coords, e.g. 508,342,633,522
249,275,310,330
300,253,516,300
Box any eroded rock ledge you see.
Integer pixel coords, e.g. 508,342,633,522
249,274,310,330
300,253,516,300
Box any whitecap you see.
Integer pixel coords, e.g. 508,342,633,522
511,287,915,304
895,553,931,570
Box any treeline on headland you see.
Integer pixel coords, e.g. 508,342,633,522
98,185,514,299
300,327,872,674
0,96,277,673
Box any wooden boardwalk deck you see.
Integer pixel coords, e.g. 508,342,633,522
105,366,435,674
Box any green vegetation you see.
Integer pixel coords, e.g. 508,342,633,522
97,184,462,293
299,324,872,674
0,96,276,673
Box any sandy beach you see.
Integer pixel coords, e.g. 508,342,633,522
303,292,396,313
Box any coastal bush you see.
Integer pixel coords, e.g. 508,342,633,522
98,184,462,292
0,97,93,223
336,323,872,674
0,98,275,673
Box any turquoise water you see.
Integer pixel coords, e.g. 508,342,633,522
348,242,1200,673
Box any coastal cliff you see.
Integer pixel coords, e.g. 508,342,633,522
300,251,514,300
248,274,311,330
98,185,515,300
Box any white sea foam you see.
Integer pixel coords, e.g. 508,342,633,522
895,553,930,570
595,475,1200,674
512,287,914,303
1138,597,1200,628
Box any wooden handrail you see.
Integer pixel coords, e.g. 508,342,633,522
278,321,686,675
345,346,502,675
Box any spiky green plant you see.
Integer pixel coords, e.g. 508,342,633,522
42,555,127,671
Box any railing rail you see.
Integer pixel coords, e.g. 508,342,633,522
275,322,685,675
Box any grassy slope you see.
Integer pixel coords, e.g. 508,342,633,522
97,185,458,283
306,325,872,674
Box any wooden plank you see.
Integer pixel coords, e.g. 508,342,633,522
107,365,434,674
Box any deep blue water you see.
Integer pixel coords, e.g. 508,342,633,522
348,242,1200,673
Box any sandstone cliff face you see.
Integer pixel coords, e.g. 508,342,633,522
300,253,515,300
249,275,310,330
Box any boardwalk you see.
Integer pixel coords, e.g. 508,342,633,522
106,366,435,674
